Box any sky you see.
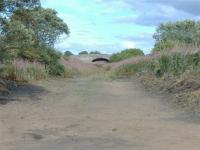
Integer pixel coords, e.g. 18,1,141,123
41,0,200,54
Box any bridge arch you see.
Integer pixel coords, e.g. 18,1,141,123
92,58,110,63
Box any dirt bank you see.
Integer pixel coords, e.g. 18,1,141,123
137,72,200,116
1,77,200,150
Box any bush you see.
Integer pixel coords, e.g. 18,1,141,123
48,63,65,77
0,49,14,63
152,40,179,52
110,48,144,62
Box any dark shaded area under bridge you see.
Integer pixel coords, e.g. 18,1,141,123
92,58,110,63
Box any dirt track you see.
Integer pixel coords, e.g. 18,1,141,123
1,77,200,150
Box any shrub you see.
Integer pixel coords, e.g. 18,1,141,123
110,48,144,62
152,40,179,52
0,49,13,63
48,63,65,77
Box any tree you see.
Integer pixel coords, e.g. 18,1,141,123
0,19,36,61
64,51,73,56
153,20,200,51
0,7,69,62
0,0,41,16
0,0,41,39
90,51,101,54
11,8,70,47
4,20,35,48
0,0,70,77
79,51,88,55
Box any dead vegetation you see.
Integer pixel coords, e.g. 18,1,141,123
108,50,200,115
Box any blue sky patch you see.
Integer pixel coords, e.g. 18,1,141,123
42,0,199,54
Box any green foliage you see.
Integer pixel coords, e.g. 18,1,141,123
5,20,35,48
110,48,144,62
152,40,179,52
0,49,15,63
79,51,88,55
90,51,101,54
0,0,41,17
43,48,62,64
11,8,70,47
48,63,65,77
153,20,200,51
17,48,41,61
0,1,71,79
64,51,73,56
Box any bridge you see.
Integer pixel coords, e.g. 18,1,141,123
71,54,111,63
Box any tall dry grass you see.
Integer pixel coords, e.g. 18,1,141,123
60,57,99,76
0,59,47,81
109,45,200,78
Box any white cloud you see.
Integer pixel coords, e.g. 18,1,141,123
122,41,136,49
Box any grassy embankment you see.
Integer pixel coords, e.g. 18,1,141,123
109,51,200,114
0,57,80,96
0,58,79,82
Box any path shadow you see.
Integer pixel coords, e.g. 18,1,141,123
0,83,48,105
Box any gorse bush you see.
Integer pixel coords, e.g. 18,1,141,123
110,48,144,62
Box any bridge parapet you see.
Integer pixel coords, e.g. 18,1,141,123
71,54,111,63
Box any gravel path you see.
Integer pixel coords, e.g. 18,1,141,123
1,77,200,150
